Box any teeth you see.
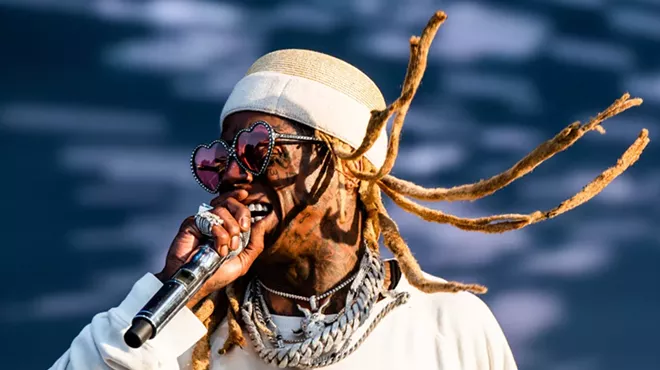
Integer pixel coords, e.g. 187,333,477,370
248,203,270,212
251,216,265,224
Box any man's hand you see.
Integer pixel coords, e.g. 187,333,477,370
155,189,267,309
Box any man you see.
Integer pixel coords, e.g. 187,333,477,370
49,11,648,370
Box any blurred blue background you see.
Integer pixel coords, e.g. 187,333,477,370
1,1,659,369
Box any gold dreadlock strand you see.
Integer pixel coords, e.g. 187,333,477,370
380,93,643,202
379,181,531,233
336,11,447,178
333,41,416,163
527,129,649,221
378,128,649,233
217,281,247,354
365,181,384,249
378,208,487,294
190,279,248,369
191,293,221,370
217,308,244,354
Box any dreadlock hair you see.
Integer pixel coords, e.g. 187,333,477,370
188,10,650,370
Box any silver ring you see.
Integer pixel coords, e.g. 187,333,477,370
194,211,223,237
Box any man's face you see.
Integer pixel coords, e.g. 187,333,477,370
217,111,332,254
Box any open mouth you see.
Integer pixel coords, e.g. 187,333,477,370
247,203,273,224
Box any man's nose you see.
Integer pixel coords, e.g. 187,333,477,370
221,158,253,187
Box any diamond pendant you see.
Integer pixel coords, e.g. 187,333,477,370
296,298,331,338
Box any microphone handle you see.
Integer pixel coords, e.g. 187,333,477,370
124,229,250,349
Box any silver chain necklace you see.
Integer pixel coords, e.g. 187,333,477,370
240,246,410,368
257,273,357,312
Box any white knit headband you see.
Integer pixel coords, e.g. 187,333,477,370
219,49,389,169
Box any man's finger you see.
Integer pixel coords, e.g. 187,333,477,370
174,218,203,259
224,197,252,231
208,222,230,256
162,220,202,278
213,207,242,251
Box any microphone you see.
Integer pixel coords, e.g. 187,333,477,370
123,205,251,349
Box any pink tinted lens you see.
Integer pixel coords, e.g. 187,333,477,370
236,124,271,173
193,141,229,192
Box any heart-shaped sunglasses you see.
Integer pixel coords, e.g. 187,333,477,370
190,121,323,193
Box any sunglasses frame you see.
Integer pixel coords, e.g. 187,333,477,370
190,120,322,193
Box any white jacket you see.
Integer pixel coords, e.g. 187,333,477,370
49,269,518,370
